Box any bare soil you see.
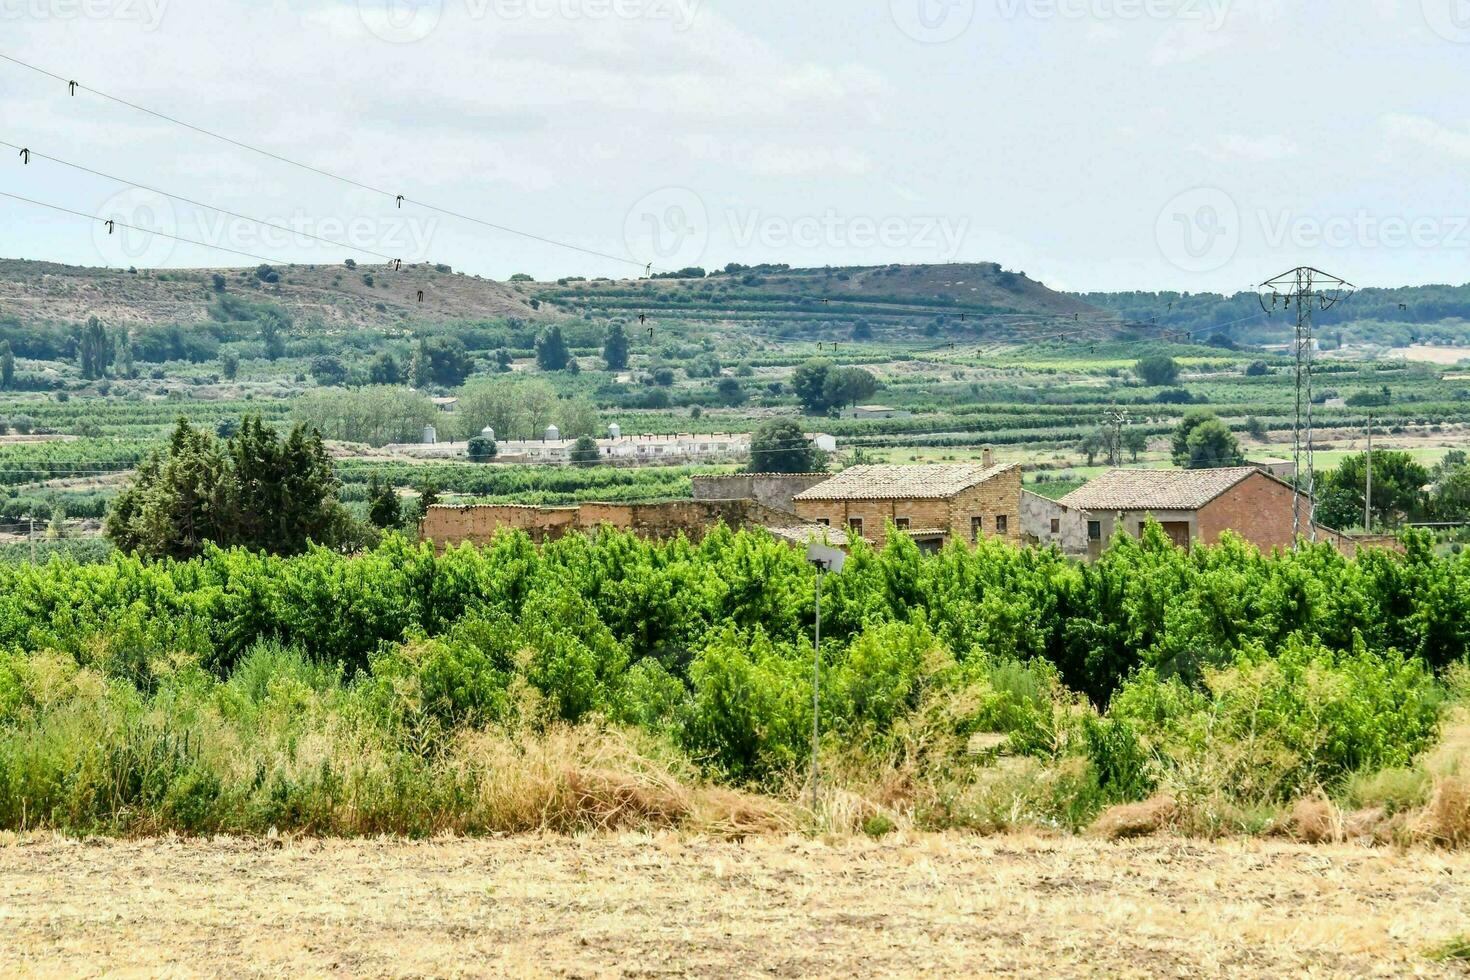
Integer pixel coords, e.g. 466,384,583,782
2,833,1466,977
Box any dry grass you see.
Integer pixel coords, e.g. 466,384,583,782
1091,795,1178,840
2,832,1468,977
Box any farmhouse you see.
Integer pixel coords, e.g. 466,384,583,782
1057,466,1366,557
1020,490,1090,558
792,458,1022,551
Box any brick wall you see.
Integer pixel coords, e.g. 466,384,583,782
421,499,791,550
420,504,578,546
1196,471,1301,552
690,473,829,514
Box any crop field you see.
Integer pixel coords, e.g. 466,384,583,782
2,833,1468,977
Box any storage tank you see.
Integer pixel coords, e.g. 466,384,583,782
422,425,438,445
608,423,622,439
544,424,560,442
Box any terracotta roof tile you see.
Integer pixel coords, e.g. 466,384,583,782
1058,467,1260,512
794,463,1018,502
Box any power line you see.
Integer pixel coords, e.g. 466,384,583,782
1,140,401,264
0,51,661,275
0,190,300,268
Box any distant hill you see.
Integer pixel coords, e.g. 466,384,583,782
0,258,1100,336
539,262,1098,328
0,258,548,330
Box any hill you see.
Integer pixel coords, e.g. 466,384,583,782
0,258,1098,335
0,258,548,330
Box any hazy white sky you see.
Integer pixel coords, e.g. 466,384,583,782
1,0,1468,292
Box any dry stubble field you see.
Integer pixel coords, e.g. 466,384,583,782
2,834,1468,978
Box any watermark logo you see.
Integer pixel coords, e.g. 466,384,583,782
193,211,439,262
625,187,709,271
728,209,970,259
359,0,699,43
1155,187,1239,274
1422,0,1470,43
93,188,177,269
890,0,975,43
0,0,168,28
358,0,443,43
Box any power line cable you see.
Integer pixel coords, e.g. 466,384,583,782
1,140,402,264
0,51,662,274
0,189,300,267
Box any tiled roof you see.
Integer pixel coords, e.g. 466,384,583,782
1058,467,1262,512
794,463,1018,502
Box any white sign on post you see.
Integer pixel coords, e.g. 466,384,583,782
805,542,845,574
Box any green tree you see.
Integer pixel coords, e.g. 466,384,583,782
1134,355,1180,386
748,418,825,474
791,360,833,414
1171,410,1228,466
368,351,403,385
716,377,746,406
0,341,14,390
367,474,402,529
822,366,879,411
1431,464,1470,522
114,330,134,379
1078,430,1105,467
1182,418,1244,469
1319,451,1429,530
107,416,350,560
411,336,472,387
414,479,441,523
260,310,288,361
311,355,349,387
570,435,600,467
603,323,630,371
220,351,240,381
79,316,114,380
535,325,571,371
467,435,497,462
1122,427,1149,463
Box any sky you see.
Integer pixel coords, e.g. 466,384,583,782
1,0,1469,293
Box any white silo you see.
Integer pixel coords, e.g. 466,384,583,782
608,423,622,440
544,424,561,442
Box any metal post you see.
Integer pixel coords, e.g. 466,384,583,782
811,565,822,814
1364,415,1373,533
28,516,34,564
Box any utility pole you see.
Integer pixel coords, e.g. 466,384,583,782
1259,267,1355,545
1364,414,1373,533
805,543,845,816
1104,408,1130,467
28,515,35,564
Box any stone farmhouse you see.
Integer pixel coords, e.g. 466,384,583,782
791,458,1022,551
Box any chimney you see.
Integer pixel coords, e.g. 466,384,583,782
983,445,995,468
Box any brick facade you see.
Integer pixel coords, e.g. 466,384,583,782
793,466,1022,549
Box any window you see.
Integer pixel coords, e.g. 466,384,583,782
816,518,830,527
895,517,911,530
1088,521,1102,541
971,516,984,543
1050,518,1061,535
995,515,1008,534
848,517,864,536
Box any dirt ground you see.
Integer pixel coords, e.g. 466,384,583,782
1,834,1467,978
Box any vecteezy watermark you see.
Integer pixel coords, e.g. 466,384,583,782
727,210,970,260
0,0,167,28
624,187,972,270
1421,0,1470,43
93,188,178,269
193,211,438,262
893,0,1229,42
624,187,710,271
890,0,976,43
1155,187,1240,274
1257,211,1470,251
1157,186,1470,273
358,0,699,43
